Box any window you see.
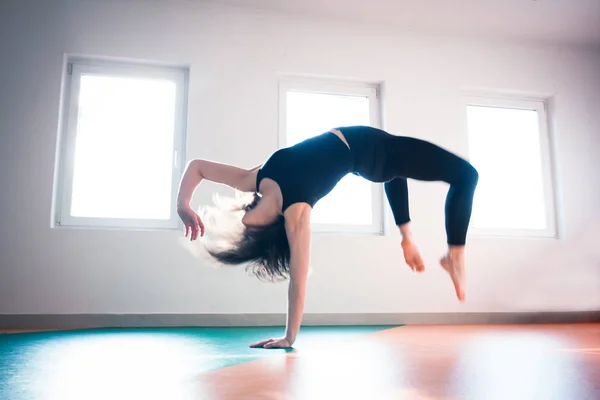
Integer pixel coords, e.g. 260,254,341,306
278,79,383,234
463,96,557,237
53,58,188,229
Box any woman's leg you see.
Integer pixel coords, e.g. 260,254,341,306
384,177,425,273
383,135,479,301
438,162,478,302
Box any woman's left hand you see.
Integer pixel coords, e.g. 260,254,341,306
249,337,293,349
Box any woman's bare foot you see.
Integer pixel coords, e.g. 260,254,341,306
401,239,425,273
440,247,466,302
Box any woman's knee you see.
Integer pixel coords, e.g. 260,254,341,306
454,160,478,189
465,163,479,187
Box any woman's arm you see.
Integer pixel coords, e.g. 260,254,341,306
249,203,312,349
283,205,311,345
176,159,260,240
177,159,259,208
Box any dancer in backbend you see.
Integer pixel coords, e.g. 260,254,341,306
177,125,479,349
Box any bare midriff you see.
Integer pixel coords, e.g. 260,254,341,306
329,128,351,150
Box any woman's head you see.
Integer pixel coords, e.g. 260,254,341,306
200,191,291,281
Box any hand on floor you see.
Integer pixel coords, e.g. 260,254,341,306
401,239,425,273
249,337,293,349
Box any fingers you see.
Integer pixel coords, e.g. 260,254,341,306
188,215,204,241
196,215,205,237
179,208,204,241
249,338,273,348
249,338,290,349
264,339,291,349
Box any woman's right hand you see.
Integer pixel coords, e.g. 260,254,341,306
177,205,205,240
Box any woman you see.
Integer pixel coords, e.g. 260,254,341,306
176,125,479,349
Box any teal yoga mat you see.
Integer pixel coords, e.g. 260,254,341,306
0,326,396,400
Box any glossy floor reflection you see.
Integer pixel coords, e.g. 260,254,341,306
0,326,391,400
1,324,598,400
196,324,600,400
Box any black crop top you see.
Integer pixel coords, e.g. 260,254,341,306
256,131,354,212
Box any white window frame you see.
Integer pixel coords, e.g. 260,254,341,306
278,78,384,235
461,95,558,239
53,57,188,230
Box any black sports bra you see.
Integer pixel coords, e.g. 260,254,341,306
256,131,353,212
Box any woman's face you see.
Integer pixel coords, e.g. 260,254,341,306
242,196,279,228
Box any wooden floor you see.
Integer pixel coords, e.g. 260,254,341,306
197,324,600,400
2,324,599,399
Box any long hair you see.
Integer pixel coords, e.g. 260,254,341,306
199,191,291,281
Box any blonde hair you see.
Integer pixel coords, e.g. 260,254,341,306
196,191,291,281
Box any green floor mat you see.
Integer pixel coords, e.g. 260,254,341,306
0,325,397,400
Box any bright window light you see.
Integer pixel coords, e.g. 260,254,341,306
465,98,556,236
55,60,187,229
280,81,382,234
72,75,176,219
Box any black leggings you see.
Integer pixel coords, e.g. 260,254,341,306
341,126,479,246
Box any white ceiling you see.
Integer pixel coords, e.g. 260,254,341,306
201,0,600,46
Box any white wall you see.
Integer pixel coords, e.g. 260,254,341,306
1,0,599,316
